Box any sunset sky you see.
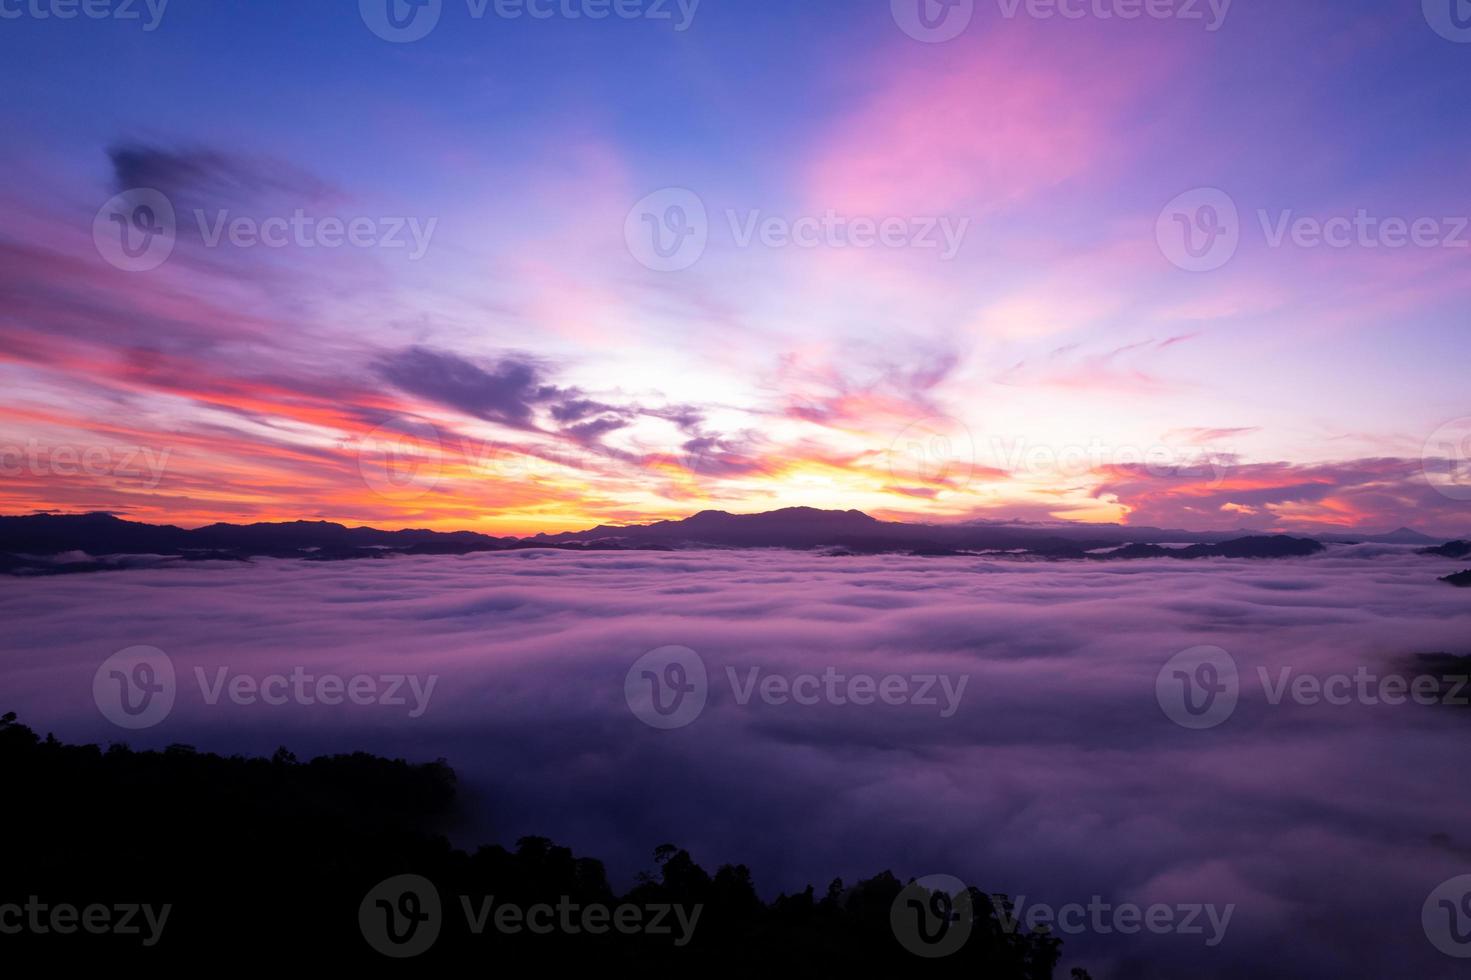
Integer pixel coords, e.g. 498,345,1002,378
2,0,1468,536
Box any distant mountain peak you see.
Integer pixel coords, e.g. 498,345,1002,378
0,508,1345,575
1374,526,1437,544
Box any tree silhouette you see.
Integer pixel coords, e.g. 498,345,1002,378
0,712,1082,973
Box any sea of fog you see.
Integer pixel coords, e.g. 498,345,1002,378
3,546,1470,977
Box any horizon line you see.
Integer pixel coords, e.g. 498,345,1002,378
0,507,1452,542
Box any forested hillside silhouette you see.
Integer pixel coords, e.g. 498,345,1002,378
0,714,1085,974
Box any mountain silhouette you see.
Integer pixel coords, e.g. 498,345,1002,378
1421,540,1471,559
1370,526,1440,545
0,508,1336,574
1086,536,1324,560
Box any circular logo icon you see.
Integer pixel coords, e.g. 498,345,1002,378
625,646,708,730
891,0,974,43
360,0,442,42
891,874,973,957
93,188,176,272
1156,188,1240,272
1424,875,1471,957
360,874,442,958
93,646,176,730
888,417,975,491
1156,645,1238,730
625,188,709,272
1424,0,1471,43
356,419,444,501
1423,417,1471,502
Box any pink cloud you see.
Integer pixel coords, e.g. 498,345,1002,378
1093,457,1471,536
805,32,1177,217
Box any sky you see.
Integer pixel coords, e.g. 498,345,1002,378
1,0,1469,536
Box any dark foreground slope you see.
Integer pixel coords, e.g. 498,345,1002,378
0,714,1081,975
1421,540,1471,559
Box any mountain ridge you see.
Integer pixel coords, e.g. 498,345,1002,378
0,507,1436,575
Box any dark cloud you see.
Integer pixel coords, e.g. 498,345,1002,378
375,348,763,477
564,416,631,443
550,399,622,424
377,346,562,431
679,434,772,478
646,405,706,433
108,142,336,206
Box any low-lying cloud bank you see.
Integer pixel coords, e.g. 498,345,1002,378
2,548,1470,977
